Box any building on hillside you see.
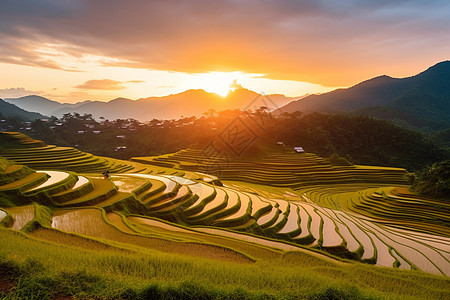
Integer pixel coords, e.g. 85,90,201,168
294,146,305,153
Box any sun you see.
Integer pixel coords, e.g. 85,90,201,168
182,71,247,97
202,76,232,97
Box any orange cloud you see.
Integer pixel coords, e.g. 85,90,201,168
126,80,145,83
75,79,126,90
1,1,449,86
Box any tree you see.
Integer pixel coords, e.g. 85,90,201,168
411,160,450,199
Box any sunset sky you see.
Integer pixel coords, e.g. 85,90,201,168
0,0,449,103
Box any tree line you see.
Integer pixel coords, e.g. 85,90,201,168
4,110,449,172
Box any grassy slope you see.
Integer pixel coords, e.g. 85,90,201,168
1,228,449,300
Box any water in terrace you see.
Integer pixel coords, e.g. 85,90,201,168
354,217,447,275
268,213,286,230
162,175,196,185
220,189,239,211
390,249,412,270
243,192,271,216
7,205,35,230
257,206,279,226
193,172,218,183
278,205,299,234
186,183,215,209
384,226,450,254
301,204,321,241
190,187,227,217
315,211,343,247
291,205,310,239
106,212,136,234
221,192,249,221
167,185,189,202
304,200,442,274
273,198,289,213
109,175,148,193
0,209,6,222
320,207,360,253
27,171,70,191
335,212,375,260
128,174,176,193
366,231,396,267
52,209,109,238
71,176,89,190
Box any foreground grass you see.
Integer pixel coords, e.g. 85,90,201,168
1,228,449,299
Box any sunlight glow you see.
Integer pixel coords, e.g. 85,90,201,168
179,72,251,97
0,41,338,101
0,41,337,103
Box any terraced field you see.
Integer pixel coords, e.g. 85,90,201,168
130,148,449,274
1,133,449,284
132,149,408,188
0,132,208,181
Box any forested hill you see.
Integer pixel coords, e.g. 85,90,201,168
14,111,449,171
280,61,450,132
0,98,46,121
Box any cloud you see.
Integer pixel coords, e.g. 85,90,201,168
0,0,449,85
126,80,145,83
0,87,42,98
75,79,126,90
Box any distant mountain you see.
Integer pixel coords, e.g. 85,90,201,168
4,96,90,117
7,89,297,121
0,98,46,121
280,61,450,131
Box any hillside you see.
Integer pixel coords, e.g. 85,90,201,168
0,98,46,121
0,132,449,299
4,95,87,117
280,61,450,132
6,89,296,121
17,110,449,171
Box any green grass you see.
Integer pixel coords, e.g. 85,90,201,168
1,228,449,300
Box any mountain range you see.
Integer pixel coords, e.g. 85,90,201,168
0,98,46,121
279,61,450,132
5,89,297,121
3,61,450,132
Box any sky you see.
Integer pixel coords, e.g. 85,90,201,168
0,0,449,103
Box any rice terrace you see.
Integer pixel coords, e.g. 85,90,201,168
0,129,449,299
1,1,450,299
